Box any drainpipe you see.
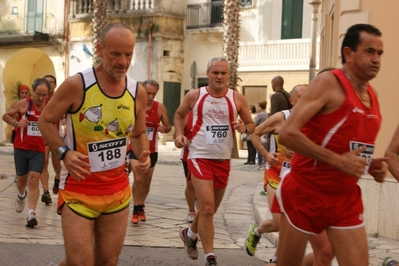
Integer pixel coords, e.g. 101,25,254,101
147,22,154,80
309,0,321,82
64,0,70,78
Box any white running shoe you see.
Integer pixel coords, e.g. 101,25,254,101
15,191,27,213
26,211,38,228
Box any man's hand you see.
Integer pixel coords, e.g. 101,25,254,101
134,150,151,175
174,135,190,148
368,157,389,183
336,147,367,178
63,151,91,181
232,119,246,133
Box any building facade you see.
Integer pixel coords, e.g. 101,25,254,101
320,0,399,240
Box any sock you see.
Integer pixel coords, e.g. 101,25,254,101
270,255,277,263
44,190,49,194
28,209,35,215
188,209,195,213
18,192,26,198
133,205,140,213
139,204,145,211
187,228,197,240
205,253,215,261
254,227,261,237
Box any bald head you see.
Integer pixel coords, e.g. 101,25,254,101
271,76,284,91
290,84,307,106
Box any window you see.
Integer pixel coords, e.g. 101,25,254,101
281,0,303,39
240,0,253,7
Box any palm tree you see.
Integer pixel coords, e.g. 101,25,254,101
92,0,107,65
222,0,241,158
222,0,240,91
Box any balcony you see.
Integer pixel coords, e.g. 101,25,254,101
238,39,320,72
70,0,155,18
0,13,64,46
186,1,223,30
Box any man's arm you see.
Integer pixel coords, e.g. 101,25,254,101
157,103,171,134
250,112,284,166
2,99,28,126
173,90,197,148
130,83,150,161
279,72,368,178
235,92,255,134
38,75,91,180
385,123,399,181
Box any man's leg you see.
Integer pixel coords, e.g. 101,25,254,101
131,164,155,223
327,226,368,266
40,146,51,203
95,207,129,265
27,171,40,211
60,205,95,265
191,175,226,255
51,151,61,194
276,214,309,266
302,230,333,266
185,178,197,222
246,184,279,258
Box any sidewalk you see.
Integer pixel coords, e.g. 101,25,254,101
1,141,399,265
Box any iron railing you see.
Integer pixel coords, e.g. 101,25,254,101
0,13,63,36
186,1,223,29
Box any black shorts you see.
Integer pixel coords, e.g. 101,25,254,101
129,151,158,168
14,148,45,176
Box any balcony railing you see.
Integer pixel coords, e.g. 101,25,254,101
238,39,320,71
71,0,154,17
0,13,63,36
186,1,223,29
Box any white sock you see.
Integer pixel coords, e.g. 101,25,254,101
28,209,35,215
205,253,215,261
254,227,261,236
18,192,25,198
187,228,197,240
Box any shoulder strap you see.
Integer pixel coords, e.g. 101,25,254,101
278,90,293,108
25,98,33,118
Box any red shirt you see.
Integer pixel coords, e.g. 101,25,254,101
290,69,381,193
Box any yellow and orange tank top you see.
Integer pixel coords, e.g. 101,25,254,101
60,67,138,194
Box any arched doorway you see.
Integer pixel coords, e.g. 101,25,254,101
1,48,55,142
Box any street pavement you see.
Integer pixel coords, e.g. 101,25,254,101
0,141,399,265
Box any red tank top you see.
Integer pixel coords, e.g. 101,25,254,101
146,101,160,153
290,69,381,193
13,97,46,152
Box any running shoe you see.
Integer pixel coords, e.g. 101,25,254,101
41,191,52,205
205,255,217,265
26,211,38,228
130,212,139,224
383,257,399,266
15,191,27,213
186,212,195,223
179,227,198,260
244,224,260,256
138,210,146,221
53,178,60,194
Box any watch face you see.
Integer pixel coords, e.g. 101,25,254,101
57,146,67,159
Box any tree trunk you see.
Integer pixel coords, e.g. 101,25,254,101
223,0,241,158
92,0,107,66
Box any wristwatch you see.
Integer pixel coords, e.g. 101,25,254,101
13,121,18,127
56,146,70,160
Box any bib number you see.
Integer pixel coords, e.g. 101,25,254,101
280,161,291,178
349,141,374,175
205,125,229,144
146,127,155,141
27,121,42,136
87,137,127,172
